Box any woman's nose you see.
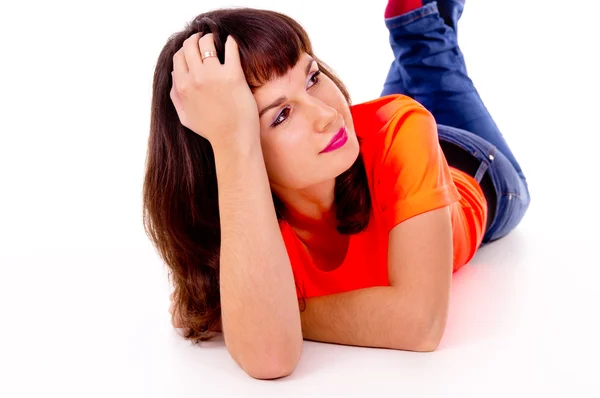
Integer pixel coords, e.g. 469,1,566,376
311,99,338,133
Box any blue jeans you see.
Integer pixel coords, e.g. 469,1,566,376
381,0,530,243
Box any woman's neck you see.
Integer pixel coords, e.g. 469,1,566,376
274,178,337,233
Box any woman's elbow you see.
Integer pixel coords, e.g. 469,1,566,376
244,354,300,380
414,314,446,352
241,342,303,380
413,335,441,352
245,359,298,380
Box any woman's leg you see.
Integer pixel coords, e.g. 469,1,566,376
381,1,526,181
380,1,530,242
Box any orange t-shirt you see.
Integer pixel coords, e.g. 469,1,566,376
279,94,488,299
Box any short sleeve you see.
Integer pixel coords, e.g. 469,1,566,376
377,106,461,231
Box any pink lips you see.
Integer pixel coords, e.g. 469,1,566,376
319,127,348,154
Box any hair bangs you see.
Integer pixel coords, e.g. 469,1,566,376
192,9,314,89
236,17,312,90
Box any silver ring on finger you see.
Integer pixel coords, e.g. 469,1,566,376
201,50,218,61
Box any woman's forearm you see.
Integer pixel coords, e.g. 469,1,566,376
213,140,302,378
300,286,440,352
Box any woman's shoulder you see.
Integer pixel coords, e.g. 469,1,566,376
350,94,429,139
353,94,436,164
350,93,423,113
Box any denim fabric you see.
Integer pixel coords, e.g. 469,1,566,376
381,1,530,243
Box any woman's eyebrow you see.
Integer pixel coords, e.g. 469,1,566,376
259,58,316,118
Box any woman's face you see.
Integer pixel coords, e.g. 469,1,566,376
253,53,360,191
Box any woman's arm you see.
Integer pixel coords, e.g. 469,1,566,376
215,141,303,379
300,286,435,351
300,207,453,351
170,35,302,379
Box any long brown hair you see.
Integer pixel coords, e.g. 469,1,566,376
143,7,372,342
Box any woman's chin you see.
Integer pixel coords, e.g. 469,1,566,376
334,136,361,177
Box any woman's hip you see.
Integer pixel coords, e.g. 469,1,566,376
436,124,531,243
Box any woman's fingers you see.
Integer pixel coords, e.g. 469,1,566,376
170,72,189,126
172,47,188,86
168,31,257,141
224,35,242,73
182,32,203,73
198,33,220,66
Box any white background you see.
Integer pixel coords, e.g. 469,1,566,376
1,0,599,396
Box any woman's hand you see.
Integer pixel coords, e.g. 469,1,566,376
170,33,260,150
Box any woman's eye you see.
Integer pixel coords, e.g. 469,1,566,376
308,70,321,88
272,107,290,127
271,70,321,128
